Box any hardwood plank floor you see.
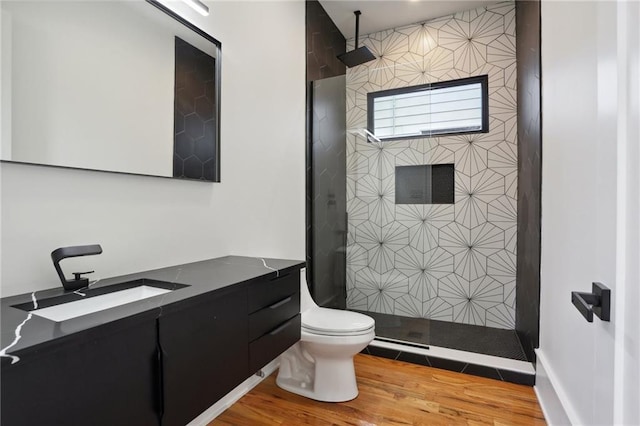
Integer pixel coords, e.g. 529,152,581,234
211,354,546,425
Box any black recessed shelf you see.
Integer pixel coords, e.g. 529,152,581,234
395,164,454,204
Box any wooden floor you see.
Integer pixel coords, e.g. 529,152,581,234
212,354,546,425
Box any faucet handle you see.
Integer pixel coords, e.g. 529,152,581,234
51,244,102,291
72,271,95,281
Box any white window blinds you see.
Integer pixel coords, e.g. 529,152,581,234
369,76,488,139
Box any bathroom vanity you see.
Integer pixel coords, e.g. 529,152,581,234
0,256,304,426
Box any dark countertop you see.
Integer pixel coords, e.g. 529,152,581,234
0,256,305,365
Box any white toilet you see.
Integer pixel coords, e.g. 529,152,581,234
276,268,375,402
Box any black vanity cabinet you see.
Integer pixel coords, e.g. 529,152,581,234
248,272,301,373
158,287,249,426
158,273,301,426
1,315,159,426
0,259,304,426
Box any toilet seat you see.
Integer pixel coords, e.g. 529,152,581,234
302,307,375,336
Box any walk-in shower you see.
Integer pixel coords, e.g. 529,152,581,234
341,2,527,361
306,0,541,384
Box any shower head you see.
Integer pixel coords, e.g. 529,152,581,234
337,11,376,68
338,47,376,68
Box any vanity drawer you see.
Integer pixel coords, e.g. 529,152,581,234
249,292,300,342
249,314,300,373
248,272,299,313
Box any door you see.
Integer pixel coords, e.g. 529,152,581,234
539,1,639,424
309,75,347,308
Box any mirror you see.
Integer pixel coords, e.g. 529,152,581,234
0,0,221,182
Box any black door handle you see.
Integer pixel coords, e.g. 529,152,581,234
571,282,611,322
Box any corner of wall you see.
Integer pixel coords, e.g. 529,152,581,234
515,0,542,362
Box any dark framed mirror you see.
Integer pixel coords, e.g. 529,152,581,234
0,0,221,182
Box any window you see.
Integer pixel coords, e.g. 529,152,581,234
367,75,489,140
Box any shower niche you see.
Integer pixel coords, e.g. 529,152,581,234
395,164,454,205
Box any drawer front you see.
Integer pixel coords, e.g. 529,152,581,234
249,292,300,342
248,271,299,313
249,314,301,373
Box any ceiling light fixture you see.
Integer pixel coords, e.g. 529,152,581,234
182,0,209,16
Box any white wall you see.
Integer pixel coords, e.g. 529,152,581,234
617,1,640,422
539,2,600,422
538,1,639,424
0,0,306,297
1,9,12,160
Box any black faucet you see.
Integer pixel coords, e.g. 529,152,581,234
51,244,103,291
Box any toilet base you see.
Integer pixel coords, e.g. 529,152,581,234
276,332,373,402
276,374,358,402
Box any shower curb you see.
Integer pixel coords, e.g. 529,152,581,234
362,341,536,386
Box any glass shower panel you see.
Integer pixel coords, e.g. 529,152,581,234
310,75,347,309
346,55,456,344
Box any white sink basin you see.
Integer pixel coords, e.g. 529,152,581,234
31,285,172,321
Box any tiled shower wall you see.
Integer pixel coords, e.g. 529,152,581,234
346,2,518,329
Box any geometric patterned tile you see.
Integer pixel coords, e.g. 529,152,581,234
486,303,516,328
396,204,454,252
504,168,518,199
346,287,369,311
355,267,408,314
487,34,516,70
394,293,425,318
355,174,381,202
505,225,517,254
470,169,506,205
368,190,395,227
439,12,503,74
504,278,516,308
348,196,371,226
394,145,426,167
490,86,517,124
395,245,453,301
439,274,503,326
470,222,505,257
423,296,455,321
346,1,517,330
454,176,488,228
487,249,517,284
424,140,456,165
489,141,517,174
488,195,517,229
346,243,368,272
439,222,472,257
355,221,409,273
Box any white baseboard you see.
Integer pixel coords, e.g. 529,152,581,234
186,358,280,426
534,349,576,425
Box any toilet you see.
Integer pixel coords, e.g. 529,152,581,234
276,268,375,402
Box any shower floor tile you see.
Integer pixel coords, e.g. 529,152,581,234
356,310,528,361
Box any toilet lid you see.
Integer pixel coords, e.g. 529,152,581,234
302,307,375,335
